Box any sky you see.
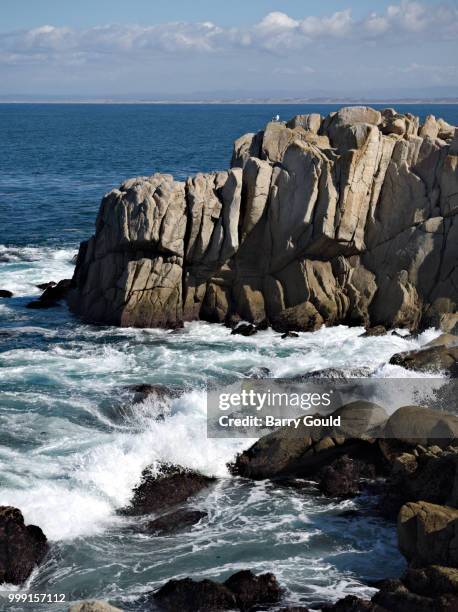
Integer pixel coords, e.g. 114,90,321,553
1,0,457,99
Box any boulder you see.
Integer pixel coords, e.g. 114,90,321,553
125,383,182,404
231,322,258,337
153,570,282,612
68,603,122,612
321,596,375,611
0,289,13,298
224,570,282,610
389,345,458,376
120,464,215,516
142,509,206,535
398,501,458,566
154,578,236,611
0,506,48,585
383,406,458,447
231,402,387,480
361,325,387,337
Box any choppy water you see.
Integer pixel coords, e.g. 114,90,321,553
0,104,456,610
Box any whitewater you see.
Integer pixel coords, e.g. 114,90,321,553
0,242,442,610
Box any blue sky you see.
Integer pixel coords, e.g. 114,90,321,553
1,1,457,99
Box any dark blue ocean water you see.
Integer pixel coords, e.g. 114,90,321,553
1,103,458,249
0,104,454,610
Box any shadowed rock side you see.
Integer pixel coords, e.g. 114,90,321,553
68,107,458,331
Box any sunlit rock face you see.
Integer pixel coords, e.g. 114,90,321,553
68,107,458,332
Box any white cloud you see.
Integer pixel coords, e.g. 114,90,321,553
0,1,457,67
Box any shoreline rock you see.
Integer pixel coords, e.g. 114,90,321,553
0,506,48,585
119,463,215,516
153,569,282,612
67,107,458,333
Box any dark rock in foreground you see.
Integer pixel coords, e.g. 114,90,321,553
0,289,13,298
142,509,206,535
120,463,215,516
0,506,48,585
154,569,282,611
318,455,376,498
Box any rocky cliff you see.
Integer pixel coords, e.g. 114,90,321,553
68,106,458,331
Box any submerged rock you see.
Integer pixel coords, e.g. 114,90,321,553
142,509,206,535
67,107,458,333
153,569,282,611
231,322,258,336
125,383,183,404
0,289,13,298
120,464,215,516
0,506,48,585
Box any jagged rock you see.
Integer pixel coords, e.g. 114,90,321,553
142,509,206,535
153,570,282,612
230,401,387,480
120,464,215,516
389,345,458,375
27,278,72,309
0,289,13,298
68,107,458,332
318,455,376,498
296,366,375,379
0,506,48,585
398,501,458,566
68,602,122,612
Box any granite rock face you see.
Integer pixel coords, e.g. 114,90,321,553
68,108,458,331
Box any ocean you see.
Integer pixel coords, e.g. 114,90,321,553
0,103,456,610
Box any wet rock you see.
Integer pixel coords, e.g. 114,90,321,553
318,455,376,498
142,509,207,535
231,401,388,480
120,464,215,516
296,367,375,380
153,570,282,612
321,595,375,611
231,322,258,336
154,577,237,611
281,331,299,339
361,325,387,337
125,383,183,404
27,278,72,309
224,569,282,610
389,345,458,376
36,281,56,291
398,501,458,566
0,506,48,585
0,289,13,298
68,602,122,612
425,333,458,348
